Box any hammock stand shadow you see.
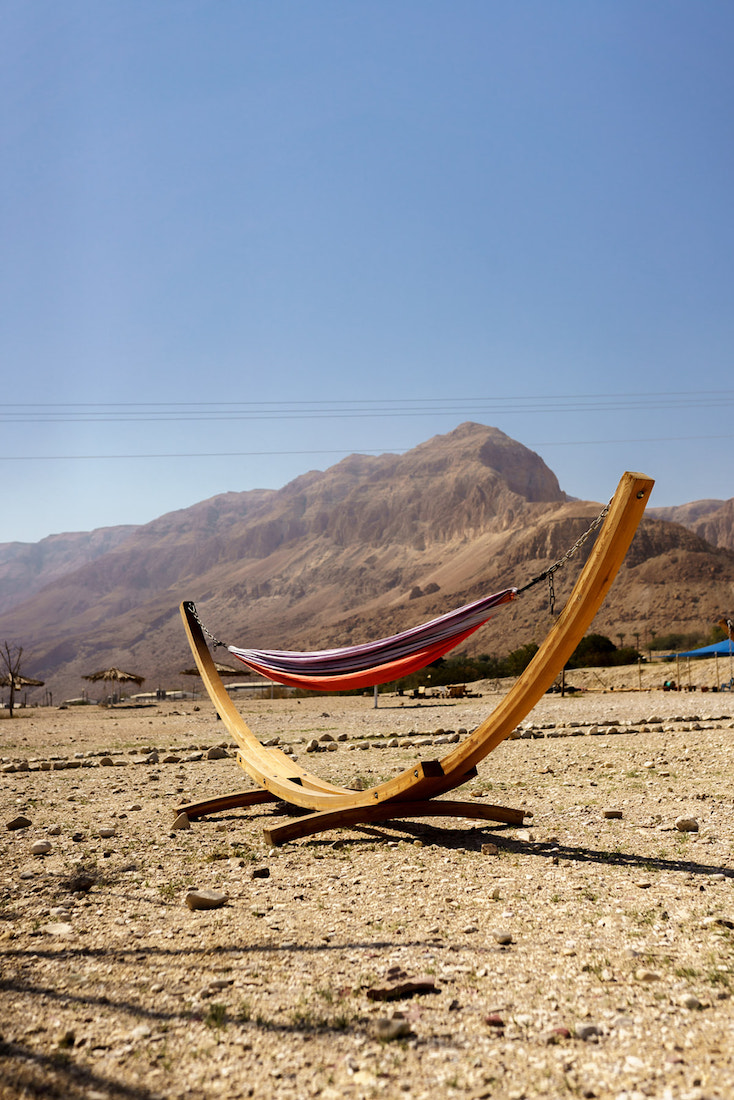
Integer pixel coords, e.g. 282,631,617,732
177,471,653,846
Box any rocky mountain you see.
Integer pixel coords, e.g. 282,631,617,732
0,525,139,614
650,499,734,552
2,422,734,703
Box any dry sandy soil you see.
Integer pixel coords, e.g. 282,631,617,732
2,670,734,1100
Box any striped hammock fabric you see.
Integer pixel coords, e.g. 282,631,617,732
227,587,517,691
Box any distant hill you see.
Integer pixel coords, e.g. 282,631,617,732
2,422,733,702
0,526,139,614
650,499,734,552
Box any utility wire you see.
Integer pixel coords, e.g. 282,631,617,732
1,434,731,462
3,390,734,423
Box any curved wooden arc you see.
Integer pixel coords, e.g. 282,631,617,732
179,471,653,836
263,799,527,847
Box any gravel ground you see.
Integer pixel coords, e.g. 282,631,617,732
2,684,734,1100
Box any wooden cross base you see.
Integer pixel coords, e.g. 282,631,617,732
178,790,278,819
176,789,526,846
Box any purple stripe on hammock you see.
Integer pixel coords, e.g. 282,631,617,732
228,588,516,677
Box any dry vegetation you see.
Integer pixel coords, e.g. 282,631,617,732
2,677,734,1100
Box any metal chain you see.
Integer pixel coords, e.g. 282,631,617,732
184,601,228,648
516,499,611,614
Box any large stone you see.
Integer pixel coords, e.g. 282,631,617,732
366,977,439,1001
493,930,513,945
42,922,74,936
184,888,228,911
206,746,229,760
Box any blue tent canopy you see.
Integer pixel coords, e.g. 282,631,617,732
667,640,734,658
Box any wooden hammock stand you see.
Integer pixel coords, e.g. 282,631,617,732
177,471,653,845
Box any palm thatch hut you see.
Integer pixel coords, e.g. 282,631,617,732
82,667,145,704
0,674,45,715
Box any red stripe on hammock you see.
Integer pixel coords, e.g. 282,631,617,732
231,621,485,692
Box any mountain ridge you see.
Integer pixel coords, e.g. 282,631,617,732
2,423,733,702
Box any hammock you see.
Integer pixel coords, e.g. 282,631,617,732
223,588,517,691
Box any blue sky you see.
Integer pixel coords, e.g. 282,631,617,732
2,1,733,544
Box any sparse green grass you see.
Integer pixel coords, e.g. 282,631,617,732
203,847,231,863
204,1003,228,1029
675,966,699,979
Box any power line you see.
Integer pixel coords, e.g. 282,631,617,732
1,434,731,462
3,390,734,423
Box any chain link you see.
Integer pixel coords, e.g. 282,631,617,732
517,499,611,614
184,601,227,648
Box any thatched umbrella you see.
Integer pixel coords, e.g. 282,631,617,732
179,664,242,678
179,662,242,701
0,674,45,689
82,667,145,703
0,674,45,715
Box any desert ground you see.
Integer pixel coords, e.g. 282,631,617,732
2,666,734,1100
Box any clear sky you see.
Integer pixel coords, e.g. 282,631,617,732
2,1,733,545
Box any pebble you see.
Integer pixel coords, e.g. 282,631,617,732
634,969,661,982
6,815,32,830
374,1017,411,1041
575,1022,602,1041
42,922,74,936
171,812,191,831
679,993,702,1010
98,826,116,838
493,930,513,945
184,888,229,911
47,824,62,835
481,842,499,855
541,1026,571,1043
675,816,699,832
206,746,229,760
31,840,52,855
603,809,624,819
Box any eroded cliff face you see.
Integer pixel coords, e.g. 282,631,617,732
2,422,733,701
650,498,734,552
